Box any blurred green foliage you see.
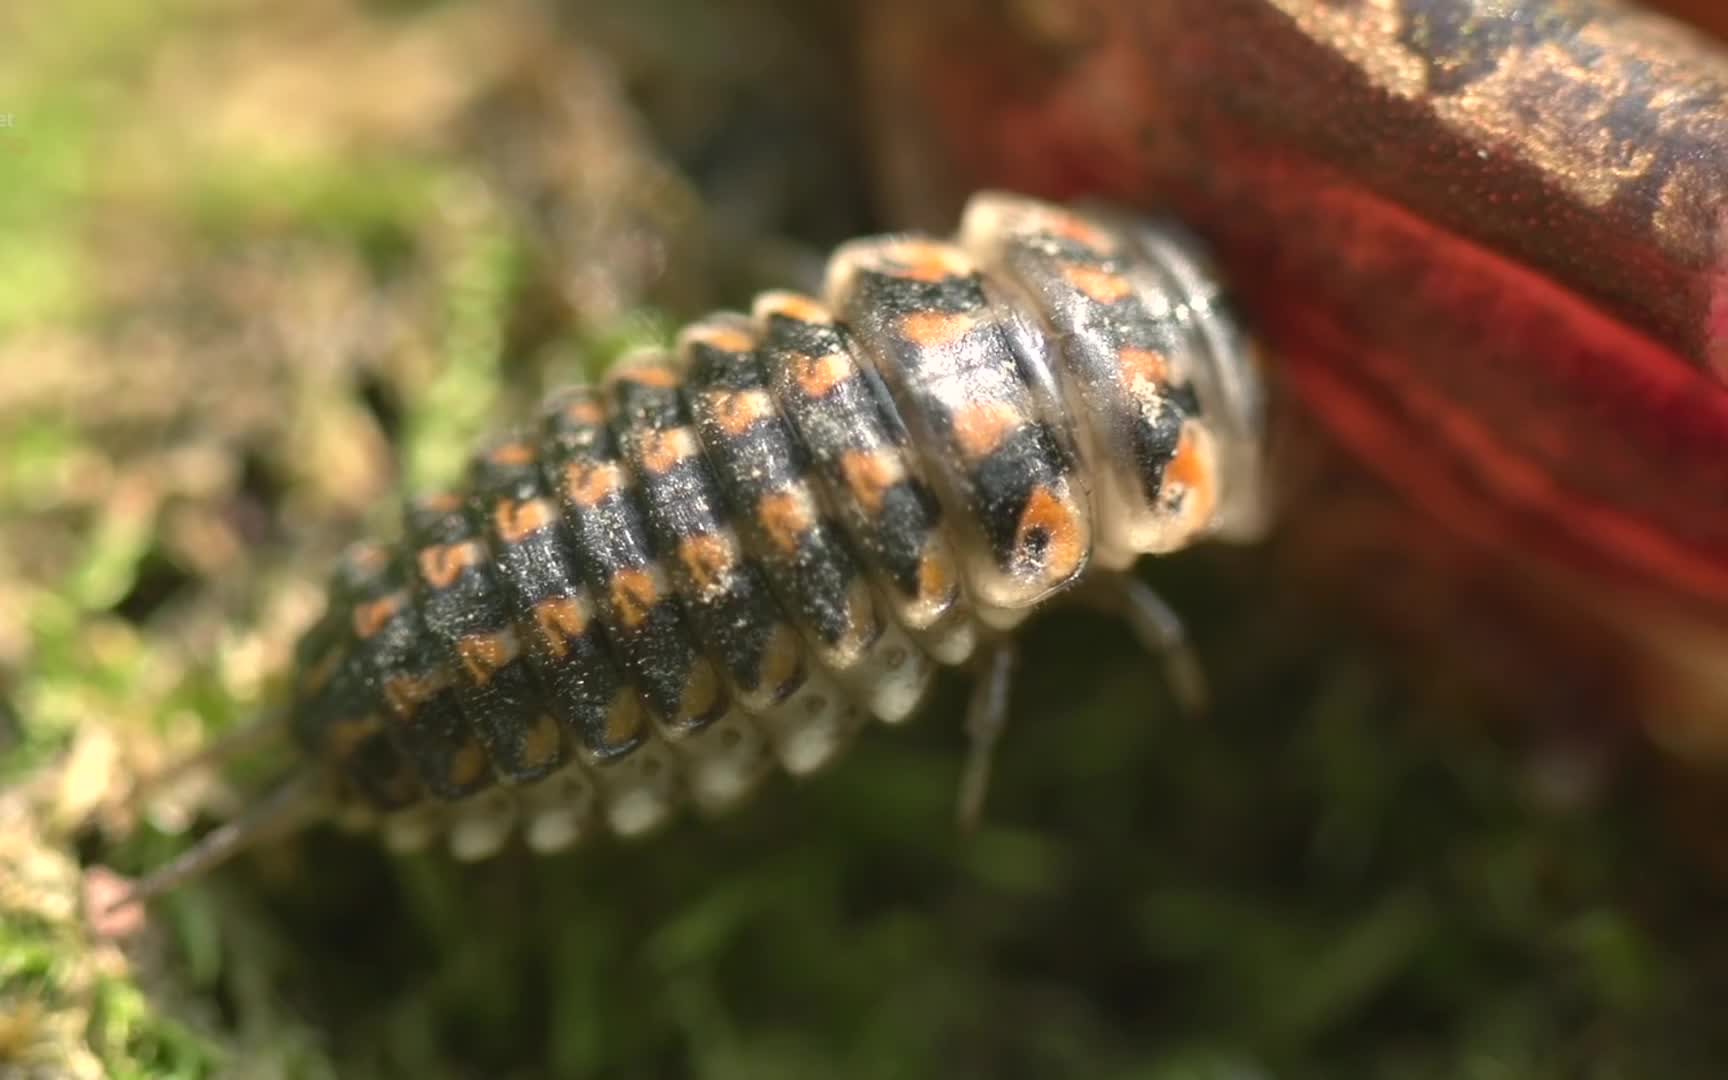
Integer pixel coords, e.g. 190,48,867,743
3,2,1726,1078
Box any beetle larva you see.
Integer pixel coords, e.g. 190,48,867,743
121,192,1269,904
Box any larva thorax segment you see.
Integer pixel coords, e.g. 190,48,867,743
957,193,1267,561
602,353,854,789
675,313,936,727
534,383,768,816
750,290,976,665
302,540,476,810
404,491,559,786
823,233,1093,627
249,193,1267,875
464,432,679,841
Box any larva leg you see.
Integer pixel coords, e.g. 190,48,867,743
590,735,681,838
104,770,324,916
955,640,1018,831
381,803,445,854
1099,574,1208,715
447,788,519,862
519,760,598,854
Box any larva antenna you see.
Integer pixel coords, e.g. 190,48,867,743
956,645,1017,834
104,768,324,917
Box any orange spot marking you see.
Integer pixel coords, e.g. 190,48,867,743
457,629,521,686
1164,426,1217,525
678,532,735,594
829,580,880,659
1062,264,1133,303
352,593,405,639
760,625,804,695
838,449,901,513
418,542,483,589
1016,486,1086,582
614,364,680,388
603,692,643,746
532,596,589,658
883,240,971,282
324,714,382,757
415,492,464,514
300,646,344,695
757,489,812,554
520,713,565,772
343,542,390,573
686,323,757,354
610,567,659,628
677,661,725,726
1119,347,1171,387
916,551,954,605
899,309,975,347
710,389,774,436
758,291,832,325
1044,213,1115,251
486,441,537,466
561,396,605,425
449,742,491,788
495,497,556,544
637,428,695,474
791,351,852,398
563,460,621,507
950,399,1022,458
383,670,452,715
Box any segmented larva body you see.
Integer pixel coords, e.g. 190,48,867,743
282,192,1267,861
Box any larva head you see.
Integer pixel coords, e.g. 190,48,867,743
1117,213,1271,545
956,192,1271,565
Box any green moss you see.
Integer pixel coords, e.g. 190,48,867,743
182,155,448,276
404,201,523,490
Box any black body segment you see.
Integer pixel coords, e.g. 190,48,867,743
343,547,494,803
285,569,410,806
750,291,973,661
677,314,883,675
605,356,809,712
403,493,565,786
958,194,1221,563
537,386,729,736
678,312,940,726
823,238,1092,623
290,543,435,808
468,436,647,762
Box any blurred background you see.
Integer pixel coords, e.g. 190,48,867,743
3,1,1728,1076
